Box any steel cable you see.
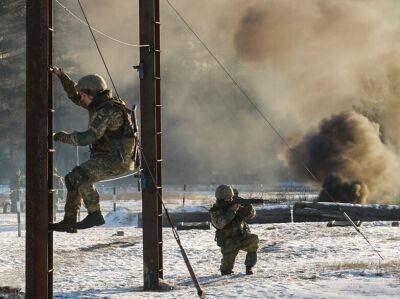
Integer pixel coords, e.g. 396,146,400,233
77,0,120,99
56,0,148,48
75,1,205,296
164,0,384,261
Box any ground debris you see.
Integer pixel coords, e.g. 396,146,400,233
0,286,24,299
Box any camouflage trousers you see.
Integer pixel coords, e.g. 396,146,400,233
64,157,132,217
220,233,259,273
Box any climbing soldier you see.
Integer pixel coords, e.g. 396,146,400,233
49,66,137,233
210,185,259,275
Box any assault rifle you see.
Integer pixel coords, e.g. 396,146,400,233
232,196,252,206
232,196,264,206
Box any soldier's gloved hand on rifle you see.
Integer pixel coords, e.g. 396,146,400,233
236,205,255,221
54,131,74,144
231,202,240,213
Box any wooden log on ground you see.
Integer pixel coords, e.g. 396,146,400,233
327,220,362,227
293,202,400,222
161,205,291,227
176,221,211,230
248,205,291,224
137,204,291,227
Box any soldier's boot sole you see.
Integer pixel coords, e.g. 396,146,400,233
220,270,234,276
49,221,77,233
75,211,105,229
245,267,254,275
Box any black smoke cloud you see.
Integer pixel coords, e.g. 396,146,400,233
282,111,399,203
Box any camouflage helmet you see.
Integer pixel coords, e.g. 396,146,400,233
215,184,234,201
76,74,107,96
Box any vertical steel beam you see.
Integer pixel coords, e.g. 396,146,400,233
26,0,52,298
139,0,162,290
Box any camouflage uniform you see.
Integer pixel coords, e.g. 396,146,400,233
210,185,259,275
56,71,136,218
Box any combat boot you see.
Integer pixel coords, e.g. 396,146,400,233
75,210,105,229
220,269,234,276
50,215,77,233
246,266,254,275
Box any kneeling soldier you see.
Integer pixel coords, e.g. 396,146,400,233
210,185,259,275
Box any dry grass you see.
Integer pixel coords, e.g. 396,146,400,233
316,260,400,274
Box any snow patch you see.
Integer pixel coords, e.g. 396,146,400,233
104,207,138,227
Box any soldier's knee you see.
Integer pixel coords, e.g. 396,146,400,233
248,234,259,251
65,167,89,191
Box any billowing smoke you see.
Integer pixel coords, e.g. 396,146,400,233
318,173,368,204
52,1,400,189
229,0,400,202
282,111,400,203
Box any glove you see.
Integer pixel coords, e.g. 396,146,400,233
53,131,72,143
237,205,254,220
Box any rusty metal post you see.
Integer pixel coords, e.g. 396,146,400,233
139,0,162,290
47,0,54,296
26,0,53,298
154,0,163,280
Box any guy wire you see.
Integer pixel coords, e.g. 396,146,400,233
75,1,205,296
77,0,120,99
164,0,384,261
56,0,148,48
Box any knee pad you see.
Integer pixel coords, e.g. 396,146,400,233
65,167,89,191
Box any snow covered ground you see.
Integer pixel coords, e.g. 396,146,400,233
1,207,399,298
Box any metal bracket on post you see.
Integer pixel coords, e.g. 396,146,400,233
133,63,144,80
140,171,147,190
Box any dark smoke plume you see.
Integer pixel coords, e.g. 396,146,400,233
283,111,399,203
318,173,368,204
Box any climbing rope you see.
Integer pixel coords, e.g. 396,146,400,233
99,171,138,183
77,0,120,99
164,0,384,261
75,2,204,297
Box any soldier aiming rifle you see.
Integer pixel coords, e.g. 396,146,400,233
210,185,259,275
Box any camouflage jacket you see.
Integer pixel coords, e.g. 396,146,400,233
209,200,256,246
58,71,136,164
